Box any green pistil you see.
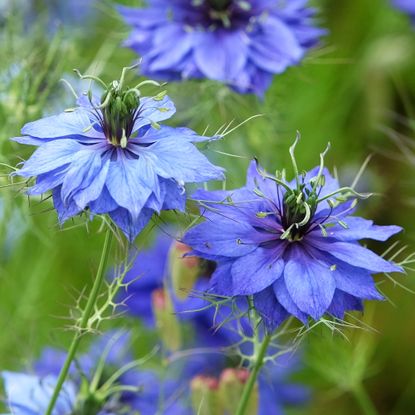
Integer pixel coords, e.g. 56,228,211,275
101,86,140,148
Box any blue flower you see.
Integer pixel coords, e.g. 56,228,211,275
393,0,415,22
118,0,326,96
33,330,187,414
183,148,403,330
118,232,245,349
1,371,76,415
13,71,224,241
257,355,310,415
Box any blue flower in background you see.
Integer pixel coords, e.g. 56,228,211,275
258,356,310,415
13,71,224,241
33,330,187,414
118,232,245,349
116,232,310,415
1,371,76,415
183,151,403,330
118,0,325,96
393,0,415,22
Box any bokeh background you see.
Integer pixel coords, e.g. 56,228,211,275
0,0,414,414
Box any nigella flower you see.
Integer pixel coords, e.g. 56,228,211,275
183,140,403,330
393,0,415,23
118,0,326,96
13,68,224,241
118,231,244,349
32,331,187,414
1,371,76,415
257,356,309,415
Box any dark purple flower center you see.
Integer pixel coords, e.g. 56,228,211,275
191,0,254,29
208,0,232,12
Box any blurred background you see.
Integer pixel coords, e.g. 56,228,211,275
0,0,414,414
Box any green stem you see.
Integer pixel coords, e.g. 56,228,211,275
352,383,378,415
235,333,272,415
45,228,113,415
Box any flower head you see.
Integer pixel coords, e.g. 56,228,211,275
393,0,415,23
183,139,403,329
13,67,224,241
118,0,326,96
33,330,186,414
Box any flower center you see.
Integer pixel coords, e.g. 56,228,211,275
207,0,232,12
101,82,140,148
281,186,318,242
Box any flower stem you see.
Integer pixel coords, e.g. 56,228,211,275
352,383,378,415
235,333,272,415
45,228,113,415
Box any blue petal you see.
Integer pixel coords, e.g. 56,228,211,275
106,153,156,220
332,261,384,300
327,290,363,319
53,186,82,223
326,217,402,242
21,109,102,140
272,277,308,324
183,219,258,258
284,245,336,320
89,186,119,214
230,246,285,295
253,287,289,331
133,130,224,183
309,238,403,274
28,167,68,195
60,149,104,207
109,207,154,242
133,95,176,132
17,139,82,177
209,261,234,296
1,372,76,415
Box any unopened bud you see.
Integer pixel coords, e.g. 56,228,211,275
219,368,258,414
169,241,200,299
152,288,182,351
191,375,222,415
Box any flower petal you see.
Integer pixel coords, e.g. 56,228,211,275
230,246,285,295
308,238,403,274
106,152,156,220
17,139,82,177
21,109,102,140
327,290,363,320
253,287,289,331
284,245,336,320
273,277,308,324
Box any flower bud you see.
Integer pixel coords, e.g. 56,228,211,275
151,288,182,351
169,241,200,299
219,368,258,414
190,375,222,415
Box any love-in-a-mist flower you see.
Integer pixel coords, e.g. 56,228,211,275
183,139,403,330
33,331,187,414
393,0,415,23
13,67,224,241
118,0,326,96
118,232,242,349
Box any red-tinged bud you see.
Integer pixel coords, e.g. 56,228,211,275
219,368,258,414
151,288,182,351
169,241,200,299
191,375,223,415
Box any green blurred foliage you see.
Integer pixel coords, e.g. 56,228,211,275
0,0,414,414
